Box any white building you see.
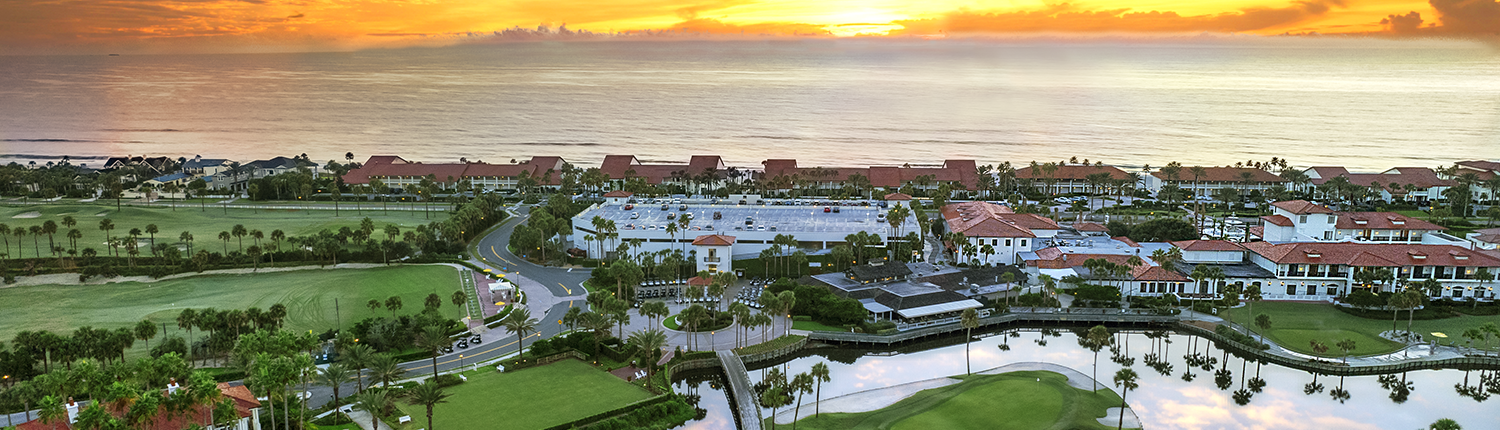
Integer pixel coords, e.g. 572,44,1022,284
940,201,1062,266
1261,200,1451,244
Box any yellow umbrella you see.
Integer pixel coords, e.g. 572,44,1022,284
1431,332,1447,338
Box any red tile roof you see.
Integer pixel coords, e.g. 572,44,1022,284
1132,265,1191,282
1170,240,1246,252
692,235,736,246
942,202,1058,238
1113,236,1141,247
1271,200,1333,214
600,155,721,185
1152,167,1284,183
883,192,913,200
1335,212,1445,231
342,156,565,185
1015,164,1132,180
603,190,633,197
1458,160,1500,173
1242,242,1500,267
1261,215,1294,227
760,159,979,189
1310,167,1456,190
17,383,259,430
1073,222,1109,232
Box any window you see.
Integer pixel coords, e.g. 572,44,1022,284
1299,215,1308,223
1327,215,1336,223
1005,239,1012,247
1020,240,1028,247
1286,285,1297,295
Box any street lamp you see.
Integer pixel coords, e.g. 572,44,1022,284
459,354,464,372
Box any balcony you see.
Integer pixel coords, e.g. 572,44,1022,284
703,257,721,263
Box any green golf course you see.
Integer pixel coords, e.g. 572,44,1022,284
0,265,466,343
1226,301,1500,356
785,370,1131,430
0,203,445,258
395,359,654,430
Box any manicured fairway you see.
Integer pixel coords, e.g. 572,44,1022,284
396,359,654,430
0,265,465,342
1226,301,1500,356
787,371,1127,430
0,203,445,258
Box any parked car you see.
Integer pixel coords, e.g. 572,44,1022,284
823,206,831,213
623,204,634,210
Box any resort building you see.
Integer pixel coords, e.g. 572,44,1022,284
1013,164,1133,195
569,196,918,261
1468,228,1500,250
1260,200,1452,244
1243,242,1500,299
208,156,311,191
759,159,980,192
813,262,1012,324
600,155,732,194
341,155,569,192
1303,166,1454,203
938,201,1062,266
1143,167,1285,198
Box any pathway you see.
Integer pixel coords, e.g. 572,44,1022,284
346,409,394,430
717,350,763,430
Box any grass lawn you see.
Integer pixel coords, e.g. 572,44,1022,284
792,318,850,332
395,359,653,430
786,370,1127,430
1226,301,1500,356
0,203,445,258
0,265,465,346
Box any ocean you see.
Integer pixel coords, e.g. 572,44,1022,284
1,39,1497,171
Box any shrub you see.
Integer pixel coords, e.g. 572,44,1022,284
1214,325,1269,350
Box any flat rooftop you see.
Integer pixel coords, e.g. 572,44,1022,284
578,203,919,235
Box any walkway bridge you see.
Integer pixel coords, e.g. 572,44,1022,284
809,308,1179,346
717,350,763,430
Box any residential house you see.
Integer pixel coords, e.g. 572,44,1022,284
341,155,569,192
1303,166,1454,203
759,159,979,193
181,157,233,176
208,156,310,191
1243,242,1500,299
1261,200,1450,244
600,155,729,194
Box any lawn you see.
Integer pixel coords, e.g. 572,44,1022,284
0,265,465,345
786,370,1128,430
1226,301,1500,356
0,203,445,258
395,359,653,430
792,318,850,332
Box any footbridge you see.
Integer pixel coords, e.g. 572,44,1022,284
717,350,763,430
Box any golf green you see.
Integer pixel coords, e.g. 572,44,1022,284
396,359,654,430
0,265,466,343
787,370,1128,430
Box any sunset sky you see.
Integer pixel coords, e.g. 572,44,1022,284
1,0,1495,54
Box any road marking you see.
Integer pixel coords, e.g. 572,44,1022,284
558,282,572,294
406,332,542,371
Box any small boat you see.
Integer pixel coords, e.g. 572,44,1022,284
108,54,120,56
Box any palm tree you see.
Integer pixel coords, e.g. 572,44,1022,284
1254,314,1272,343
176,308,197,364
343,343,376,393
1336,338,1356,364
97,218,115,256
1429,418,1463,430
504,308,539,357
318,363,354,406
367,353,406,388
1087,325,1112,390
961,308,980,375
790,372,814,430
1113,368,1140,430
410,380,452,430
218,231,231,254
353,390,391,430
681,305,709,351
415,326,451,379
627,328,668,393
38,395,65,430
810,362,831,417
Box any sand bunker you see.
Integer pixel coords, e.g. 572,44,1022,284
11,211,40,219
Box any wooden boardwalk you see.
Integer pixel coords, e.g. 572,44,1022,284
809,309,1179,345
717,350,763,430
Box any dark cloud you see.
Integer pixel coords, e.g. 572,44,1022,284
287,12,305,19
1429,0,1500,34
890,1,1348,35
1380,11,1424,34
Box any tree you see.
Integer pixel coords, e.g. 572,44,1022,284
1113,368,1140,430
1254,313,1272,343
177,309,198,365
414,326,450,379
504,308,539,357
366,299,382,314
961,308,979,375
384,296,403,316
232,224,247,252
98,218,115,257
626,328,668,393
1086,325,1112,390
318,363,354,406
790,372,814,430
425,293,443,312
367,354,406,388
1126,218,1197,242
409,380,452,430
135,319,158,352
810,362,831,417
354,390,391,430
38,395,65,430
342,343,375,393
1430,418,1462,430
1336,338,1356,364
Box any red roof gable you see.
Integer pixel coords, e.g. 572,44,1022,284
1073,222,1108,232
942,202,1059,238
1243,242,1500,267
1015,164,1132,181
17,383,259,430
692,235,736,246
603,190,633,197
1271,200,1333,214
1261,215,1294,227
1335,212,1445,231
1152,167,1284,183
883,192,913,200
1171,240,1246,252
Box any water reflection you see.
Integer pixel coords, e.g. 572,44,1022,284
670,329,1499,430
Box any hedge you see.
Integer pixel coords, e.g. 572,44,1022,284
541,394,675,430
1215,325,1269,350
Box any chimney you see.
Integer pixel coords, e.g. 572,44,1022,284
168,377,180,396
66,397,79,423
